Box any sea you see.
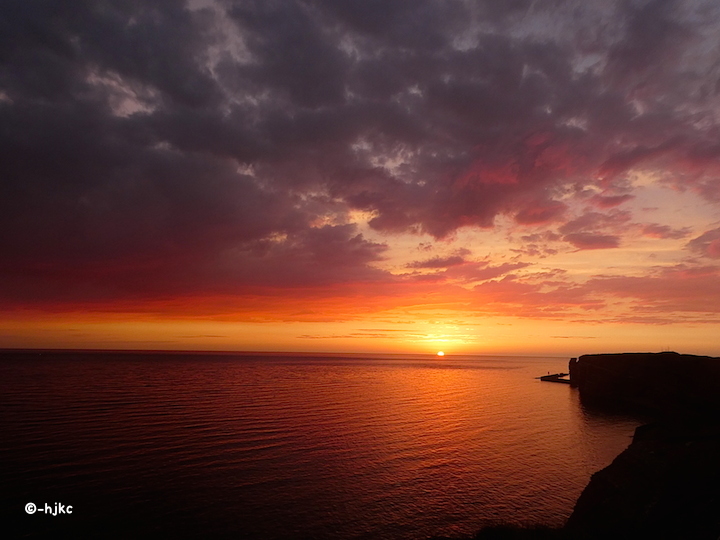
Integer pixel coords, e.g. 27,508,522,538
0,351,642,539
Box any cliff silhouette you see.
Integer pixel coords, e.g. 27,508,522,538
569,351,720,417
563,352,720,539
433,352,720,540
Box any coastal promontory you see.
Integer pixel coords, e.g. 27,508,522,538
446,352,720,540
569,351,720,416
566,352,720,539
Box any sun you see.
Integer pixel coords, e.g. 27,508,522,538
436,351,445,357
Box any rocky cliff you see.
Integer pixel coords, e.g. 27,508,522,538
569,351,720,417
564,420,720,539
564,352,720,539
438,352,720,540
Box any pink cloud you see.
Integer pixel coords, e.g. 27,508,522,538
402,260,531,285
514,200,567,225
406,255,466,269
688,228,720,258
512,231,562,257
446,261,531,283
563,233,620,250
559,210,632,235
467,264,720,323
641,223,691,240
589,194,635,208
584,265,720,315
558,209,630,249
597,141,678,180
471,276,605,317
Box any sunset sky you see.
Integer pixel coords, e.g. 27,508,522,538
2,0,720,355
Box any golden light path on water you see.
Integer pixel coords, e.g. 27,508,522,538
1,351,642,539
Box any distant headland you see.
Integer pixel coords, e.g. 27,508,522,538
569,351,720,417
564,352,720,539
435,351,720,540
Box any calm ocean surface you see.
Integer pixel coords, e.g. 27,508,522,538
1,351,641,539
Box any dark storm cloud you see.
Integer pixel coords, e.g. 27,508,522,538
605,0,690,85
1,0,719,303
0,222,389,305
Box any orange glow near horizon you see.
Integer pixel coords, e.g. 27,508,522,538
2,177,720,357
1,307,718,357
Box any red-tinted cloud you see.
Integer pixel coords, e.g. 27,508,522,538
589,194,635,208
559,210,632,235
642,223,691,240
467,264,720,323
557,210,630,250
1,0,719,316
515,200,567,225
562,233,621,250
406,255,466,269
584,265,720,317
688,228,720,259
445,261,531,283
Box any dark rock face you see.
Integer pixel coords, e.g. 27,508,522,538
564,352,720,539
569,352,720,417
565,421,720,539
464,352,720,540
